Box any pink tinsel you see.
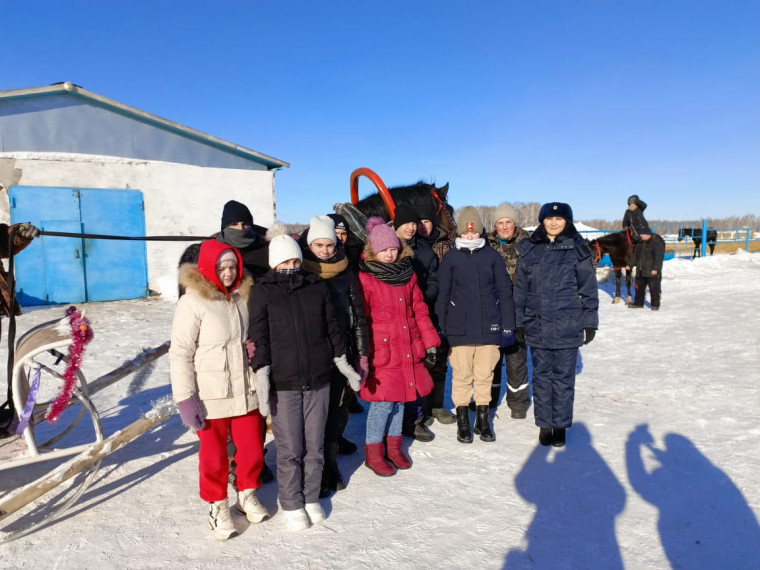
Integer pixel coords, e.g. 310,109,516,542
47,306,94,423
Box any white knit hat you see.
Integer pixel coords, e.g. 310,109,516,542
266,222,303,268
307,215,336,245
493,202,517,225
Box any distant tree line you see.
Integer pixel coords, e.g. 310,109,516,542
457,204,760,232
284,207,759,233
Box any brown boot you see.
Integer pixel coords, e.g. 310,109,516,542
364,442,396,477
384,435,412,469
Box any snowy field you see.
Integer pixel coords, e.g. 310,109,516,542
1,250,759,569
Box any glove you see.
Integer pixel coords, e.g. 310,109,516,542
357,355,369,383
423,347,437,368
583,328,596,345
334,354,362,391
16,222,40,239
500,330,515,347
514,328,526,344
177,394,206,431
254,366,271,417
244,338,256,361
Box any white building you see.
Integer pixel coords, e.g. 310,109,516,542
0,82,288,303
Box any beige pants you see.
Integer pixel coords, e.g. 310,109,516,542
449,344,501,407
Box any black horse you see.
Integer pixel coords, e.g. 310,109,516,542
334,180,455,258
588,229,636,305
678,228,717,259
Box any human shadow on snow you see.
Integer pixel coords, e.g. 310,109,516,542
503,422,626,569
626,424,760,569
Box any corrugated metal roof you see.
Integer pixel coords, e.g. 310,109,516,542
0,82,289,170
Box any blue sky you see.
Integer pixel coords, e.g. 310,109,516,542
3,1,759,223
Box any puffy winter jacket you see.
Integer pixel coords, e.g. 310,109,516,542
358,244,440,403
169,242,257,419
407,235,440,307
436,242,515,347
514,225,599,349
248,271,347,392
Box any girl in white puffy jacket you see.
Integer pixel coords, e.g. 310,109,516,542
169,239,267,540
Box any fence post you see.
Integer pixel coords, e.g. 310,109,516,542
747,228,751,252
701,219,708,257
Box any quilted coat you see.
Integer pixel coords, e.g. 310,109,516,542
358,244,440,403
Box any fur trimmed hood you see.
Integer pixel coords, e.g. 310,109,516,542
178,263,253,301
362,240,415,263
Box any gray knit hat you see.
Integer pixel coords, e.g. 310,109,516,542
456,206,483,235
493,202,517,225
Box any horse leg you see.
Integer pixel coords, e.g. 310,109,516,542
612,269,621,304
625,269,633,305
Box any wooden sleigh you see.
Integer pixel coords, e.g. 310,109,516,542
0,313,173,543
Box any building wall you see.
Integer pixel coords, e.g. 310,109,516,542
0,152,277,299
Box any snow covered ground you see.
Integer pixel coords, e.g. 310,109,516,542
1,250,759,569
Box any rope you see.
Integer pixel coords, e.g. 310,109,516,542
38,230,209,241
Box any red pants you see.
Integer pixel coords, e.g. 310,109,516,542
196,409,265,502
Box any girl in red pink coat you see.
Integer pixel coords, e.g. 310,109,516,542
358,217,441,476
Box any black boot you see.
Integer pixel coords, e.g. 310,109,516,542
552,428,566,448
473,405,495,442
539,427,553,446
319,441,346,498
338,435,358,455
455,406,473,444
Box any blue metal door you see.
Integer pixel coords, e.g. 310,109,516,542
9,186,148,305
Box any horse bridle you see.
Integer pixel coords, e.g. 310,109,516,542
431,188,456,238
592,240,603,265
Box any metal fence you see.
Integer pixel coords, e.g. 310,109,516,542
579,221,760,264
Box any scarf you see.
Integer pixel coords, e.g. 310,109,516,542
218,227,258,250
300,246,349,280
455,237,486,251
359,256,414,286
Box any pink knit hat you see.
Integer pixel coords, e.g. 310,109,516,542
366,217,400,253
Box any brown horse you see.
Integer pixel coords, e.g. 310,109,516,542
588,229,636,305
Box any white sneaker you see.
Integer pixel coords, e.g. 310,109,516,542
208,499,237,540
235,488,270,523
304,502,325,524
283,508,310,531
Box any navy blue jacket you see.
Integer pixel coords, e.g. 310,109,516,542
435,242,515,347
514,226,599,349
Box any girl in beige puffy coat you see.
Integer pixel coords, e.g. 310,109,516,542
169,239,268,540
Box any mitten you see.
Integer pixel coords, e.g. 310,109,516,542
255,366,271,417
16,222,40,239
583,328,596,345
423,347,437,368
334,354,361,391
244,338,256,361
177,394,206,431
500,329,515,347
357,355,369,382
514,328,526,344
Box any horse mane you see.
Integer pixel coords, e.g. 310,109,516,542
354,180,447,222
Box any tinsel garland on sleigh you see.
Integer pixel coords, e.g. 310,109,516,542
47,306,94,423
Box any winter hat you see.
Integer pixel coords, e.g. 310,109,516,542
418,201,437,223
266,222,303,268
220,200,254,230
307,215,336,245
392,203,421,229
627,195,639,205
538,202,573,224
366,217,400,253
493,202,517,225
198,241,243,292
456,206,483,235
327,213,348,232
638,226,652,235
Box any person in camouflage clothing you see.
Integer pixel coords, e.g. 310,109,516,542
486,203,531,418
417,202,456,424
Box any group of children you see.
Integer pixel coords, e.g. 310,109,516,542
169,198,601,539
